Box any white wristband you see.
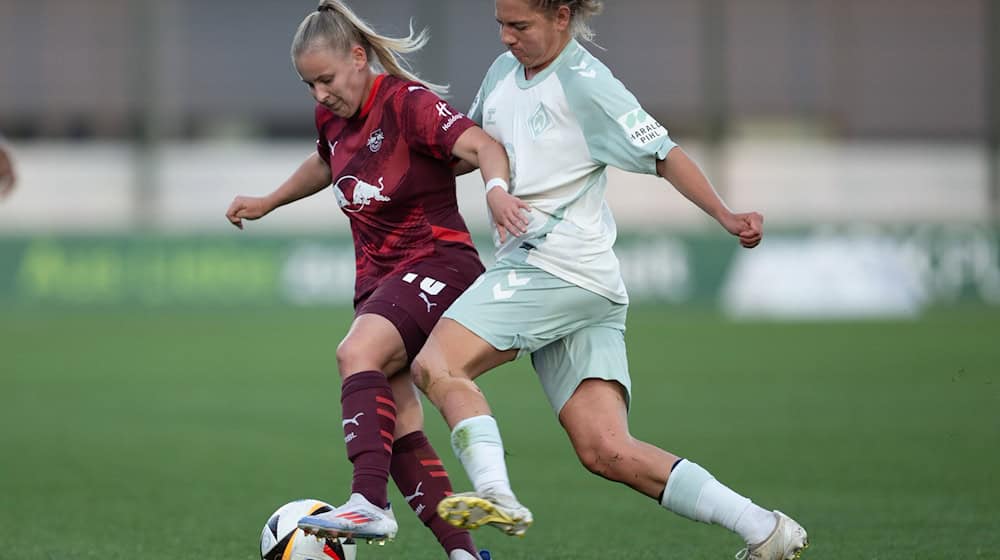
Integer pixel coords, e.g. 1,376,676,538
485,178,508,193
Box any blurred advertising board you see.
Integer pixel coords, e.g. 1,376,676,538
1,226,997,317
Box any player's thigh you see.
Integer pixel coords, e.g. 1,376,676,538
351,261,473,372
532,316,631,415
413,318,518,388
337,313,408,377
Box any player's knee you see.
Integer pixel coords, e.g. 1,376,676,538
335,339,367,378
409,352,434,393
576,437,629,480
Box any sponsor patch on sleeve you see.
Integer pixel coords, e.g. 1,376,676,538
617,108,667,148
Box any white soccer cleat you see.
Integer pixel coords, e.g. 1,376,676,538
735,511,808,560
437,491,533,537
298,493,398,544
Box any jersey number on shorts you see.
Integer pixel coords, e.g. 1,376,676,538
402,273,447,295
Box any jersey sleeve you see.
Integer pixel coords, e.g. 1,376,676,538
468,52,519,126
562,66,677,176
315,105,333,164
398,87,476,161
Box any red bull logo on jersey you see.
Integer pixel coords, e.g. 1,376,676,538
332,175,392,213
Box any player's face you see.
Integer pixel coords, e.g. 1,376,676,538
495,0,572,73
296,45,372,118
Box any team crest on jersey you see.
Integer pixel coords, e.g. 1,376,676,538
617,108,667,147
367,129,384,152
332,175,391,213
528,103,553,139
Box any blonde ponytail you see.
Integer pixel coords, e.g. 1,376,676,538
292,0,448,95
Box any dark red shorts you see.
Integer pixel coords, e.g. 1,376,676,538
356,259,483,362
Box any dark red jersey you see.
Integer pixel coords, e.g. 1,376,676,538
315,75,484,306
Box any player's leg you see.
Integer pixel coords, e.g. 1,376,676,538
413,318,517,426
548,327,807,560
388,370,483,560
299,312,407,541
411,319,533,536
416,263,616,536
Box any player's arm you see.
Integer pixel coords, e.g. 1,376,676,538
452,127,530,242
452,159,479,176
226,152,332,230
656,147,763,249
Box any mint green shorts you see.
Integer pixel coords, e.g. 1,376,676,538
442,259,631,414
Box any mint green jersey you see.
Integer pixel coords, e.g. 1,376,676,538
470,40,676,304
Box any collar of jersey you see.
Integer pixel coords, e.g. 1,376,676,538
357,73,387,119
516,39,580,89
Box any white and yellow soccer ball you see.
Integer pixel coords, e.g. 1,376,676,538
261,499,357,560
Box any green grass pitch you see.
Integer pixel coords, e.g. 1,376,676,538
2,306,998,559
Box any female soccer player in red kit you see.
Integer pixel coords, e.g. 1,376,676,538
226,2,526,558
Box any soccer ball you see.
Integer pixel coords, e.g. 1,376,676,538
261,499,357,560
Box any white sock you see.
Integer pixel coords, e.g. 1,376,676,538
660,460,777,545
450,415,514,497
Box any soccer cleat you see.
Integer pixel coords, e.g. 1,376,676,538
448,549,492,560
437,491,533,537
735,511,808,560
298,493,398,544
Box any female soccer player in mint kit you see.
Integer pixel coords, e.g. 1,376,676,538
409,1,809,559
226,2,525,558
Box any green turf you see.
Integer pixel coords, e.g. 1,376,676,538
2,306,998,559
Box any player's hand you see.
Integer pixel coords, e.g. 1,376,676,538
226,195,274,230
487,187,531,243
719,210,763,249
0,146,16,199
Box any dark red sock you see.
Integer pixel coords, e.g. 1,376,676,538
391,431,477,557
341,371,395,509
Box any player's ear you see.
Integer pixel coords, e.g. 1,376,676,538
554,5,572,31
350,44,368,69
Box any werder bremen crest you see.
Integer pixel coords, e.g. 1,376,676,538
529,103,553,139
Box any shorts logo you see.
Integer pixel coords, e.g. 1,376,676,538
418,293,437,313
333,175,391,213
367,128,384,152
493,270,531,300
404,273,447,312
617,108,666,147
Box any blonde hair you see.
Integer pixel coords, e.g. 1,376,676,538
291,0,448,95
533,0,603,42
